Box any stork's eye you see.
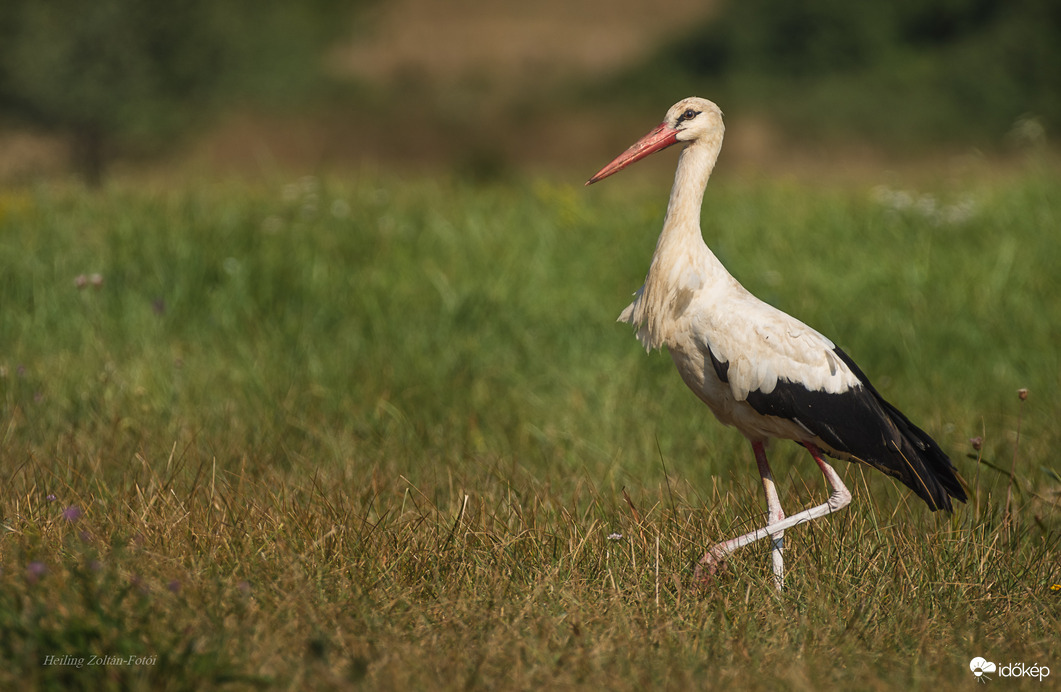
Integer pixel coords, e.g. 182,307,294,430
678,109,700,124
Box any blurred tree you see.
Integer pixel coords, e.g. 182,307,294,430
0,0,361,185
619,0,1061,147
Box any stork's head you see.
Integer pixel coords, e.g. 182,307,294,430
586,97,723,185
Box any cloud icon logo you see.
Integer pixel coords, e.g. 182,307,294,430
970,657,997,677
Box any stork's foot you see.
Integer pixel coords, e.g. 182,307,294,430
693,533,786,591
691,445,851,592
692,548,728,588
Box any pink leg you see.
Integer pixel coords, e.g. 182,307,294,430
753,442,786,590
695,441,852,591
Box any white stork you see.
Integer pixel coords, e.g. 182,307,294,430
586,97,966,590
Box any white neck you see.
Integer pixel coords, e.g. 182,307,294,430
650,131,730,281
663,135,720,241
622,130,736,350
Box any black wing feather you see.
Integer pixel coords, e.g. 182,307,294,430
732,346,967,511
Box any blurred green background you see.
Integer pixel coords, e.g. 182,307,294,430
0,0,1057,185
2,4,1058,687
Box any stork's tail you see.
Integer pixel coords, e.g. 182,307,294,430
829,347,968,512
876,398,968,511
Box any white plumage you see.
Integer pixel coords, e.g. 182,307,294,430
587,97,966,590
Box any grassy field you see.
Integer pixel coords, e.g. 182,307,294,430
1,165,1058,690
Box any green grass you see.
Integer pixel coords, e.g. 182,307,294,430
1,166,1059,690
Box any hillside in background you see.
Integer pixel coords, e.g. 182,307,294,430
0,0,1057,182
614,0,1061,148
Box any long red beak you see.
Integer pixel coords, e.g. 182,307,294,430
585,122,680,185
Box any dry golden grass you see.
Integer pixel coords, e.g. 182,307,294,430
1,172,1058,689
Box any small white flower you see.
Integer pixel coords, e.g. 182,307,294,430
331,199,351,219
262,216,283,234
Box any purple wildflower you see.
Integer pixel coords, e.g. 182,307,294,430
27,561,47,582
